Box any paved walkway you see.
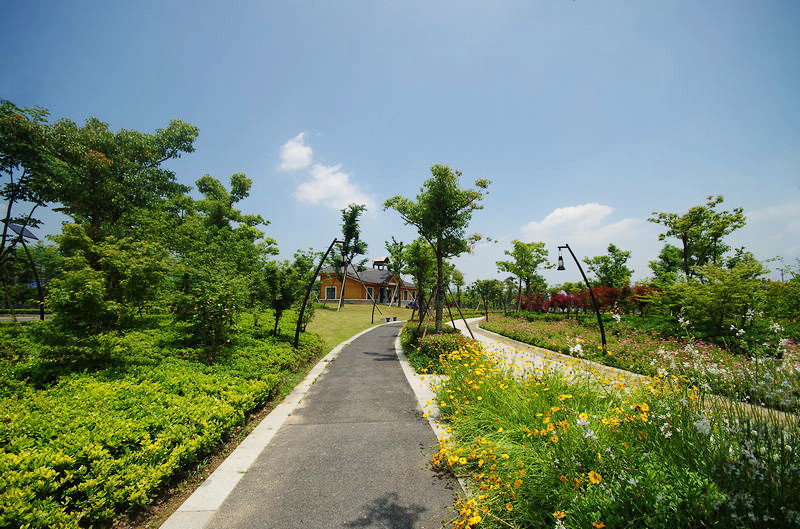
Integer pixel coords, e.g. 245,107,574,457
451,317,643,385
176,322,459,529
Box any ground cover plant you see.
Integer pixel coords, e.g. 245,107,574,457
0,313,324,529
480,316,800,414
429,341,800,528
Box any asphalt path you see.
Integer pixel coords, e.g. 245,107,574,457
206,322,459,529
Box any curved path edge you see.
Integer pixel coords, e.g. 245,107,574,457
159,323,400,529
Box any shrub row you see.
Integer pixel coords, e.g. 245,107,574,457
0,316,324,528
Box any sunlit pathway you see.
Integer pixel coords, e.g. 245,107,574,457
204,322,458,529
450,317,646,386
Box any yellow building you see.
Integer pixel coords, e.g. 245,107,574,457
319,257,417,305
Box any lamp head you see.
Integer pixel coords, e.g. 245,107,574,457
557,248,565,271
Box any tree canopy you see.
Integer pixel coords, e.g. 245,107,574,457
384,165,489,332
648,195,746,279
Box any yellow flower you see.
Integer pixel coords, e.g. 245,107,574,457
592,522,606,528
513,479,522,487
553,510,567,519
550,435,559,443
506,502,514,511
578,412,589,420
557,394,573,401
588,471,602,484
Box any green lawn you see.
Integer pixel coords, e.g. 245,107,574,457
306,303,415,350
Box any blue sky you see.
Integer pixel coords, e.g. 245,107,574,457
2,0,799,284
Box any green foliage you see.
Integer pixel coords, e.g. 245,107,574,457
583,243,633,288
43,116,197,240
46,257,117,337
649,243,683,284
402,237,436,309
497,240,551,306
648,195,746,279
46,224,172,337
385,165,489,332
471,279,505,317
262,260,304,335
173,269,248,362
327,203,368,279
663,257,767,339
0,315,324,529
399,322,462,372
433,341,800,529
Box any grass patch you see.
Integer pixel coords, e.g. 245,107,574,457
306,303,414,351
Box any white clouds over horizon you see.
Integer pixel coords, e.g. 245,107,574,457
278,133,376,210
518,203,660,283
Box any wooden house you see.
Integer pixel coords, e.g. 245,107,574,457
318,257,417,305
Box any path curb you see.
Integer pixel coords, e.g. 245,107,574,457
159,322,398,529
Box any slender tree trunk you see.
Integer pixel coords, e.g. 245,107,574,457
337,264,348,312
435,252,444,333
517,278,522,311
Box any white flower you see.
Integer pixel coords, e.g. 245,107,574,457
612,313,621,323
694,416,711,435
583,429,598,440
771,322,783,333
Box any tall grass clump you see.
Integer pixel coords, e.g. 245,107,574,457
432,341,800,529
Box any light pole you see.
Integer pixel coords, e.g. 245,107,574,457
557,244,607,352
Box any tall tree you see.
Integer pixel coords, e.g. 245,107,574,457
649,243,683,284
402,237,436,317
384,237,406,305
42,116,198,240
583,243,633,288
0,101,55,305
648,196,746,279
496,240,551,310
327,204,368,311
384,165,490,332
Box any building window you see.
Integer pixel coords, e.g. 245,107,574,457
403,290,408,301
366,286,374,299
325,286,336,299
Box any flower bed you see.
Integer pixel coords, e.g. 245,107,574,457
480,316,800,414
431,341,800,528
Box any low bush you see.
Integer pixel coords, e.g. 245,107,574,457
0,312,324,529
400,323,466,373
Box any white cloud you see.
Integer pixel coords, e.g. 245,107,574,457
294,163,376,210
278,132,375,210
519,203,660,282
279,132,313,171
521,203,647,246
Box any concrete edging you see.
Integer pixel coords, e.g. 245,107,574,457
393,328,468,495
159,322,399,529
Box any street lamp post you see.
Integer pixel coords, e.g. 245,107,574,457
557,244,607,352
294,238,343,348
